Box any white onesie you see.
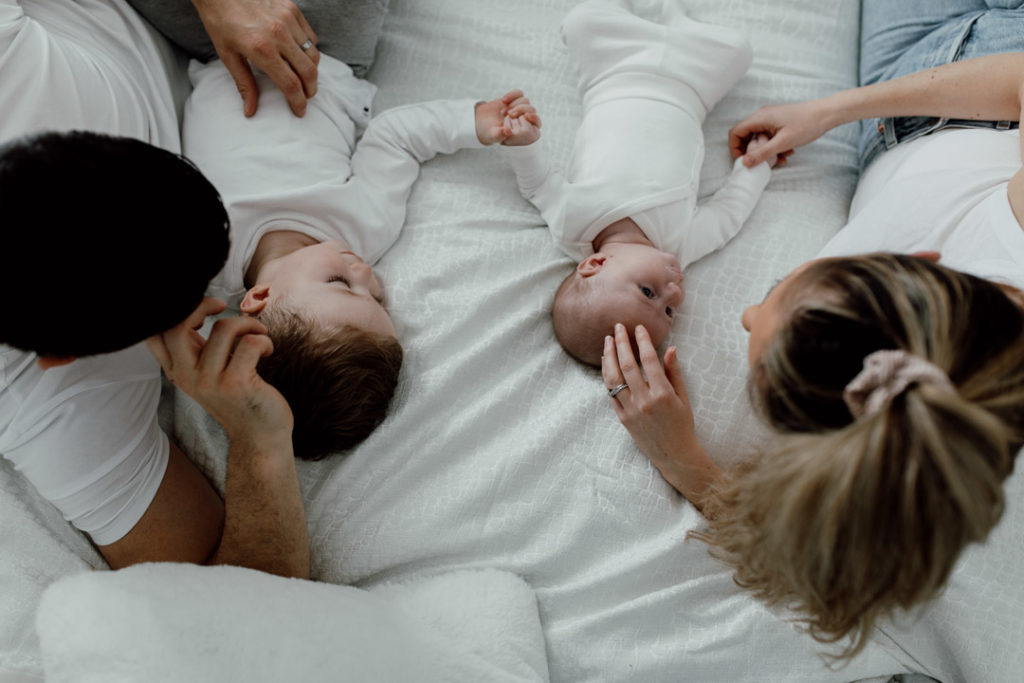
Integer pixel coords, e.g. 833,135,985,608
184,55,483,303
508,0,771,265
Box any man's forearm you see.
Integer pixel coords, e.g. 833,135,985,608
821,52,1024,129
210,438,309,579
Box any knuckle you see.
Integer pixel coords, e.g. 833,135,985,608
249,37,274,58
268,21,289,41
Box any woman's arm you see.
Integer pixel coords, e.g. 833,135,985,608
601,324,724,514
732,52,1024,167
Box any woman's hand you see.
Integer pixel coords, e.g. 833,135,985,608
602,324,723,512
729,99,834,168
191,0,320,118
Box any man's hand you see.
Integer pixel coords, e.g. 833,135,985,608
729,99,833,168
191,0,320,117
146,297,293,449
475,89,542,145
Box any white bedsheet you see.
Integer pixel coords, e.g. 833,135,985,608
4,0,1023,681
176,1,904,680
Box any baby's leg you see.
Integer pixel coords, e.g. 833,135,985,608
561,0,751,119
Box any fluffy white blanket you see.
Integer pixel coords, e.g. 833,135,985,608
35,564,547,683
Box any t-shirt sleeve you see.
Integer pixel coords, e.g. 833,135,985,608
2,349,170,546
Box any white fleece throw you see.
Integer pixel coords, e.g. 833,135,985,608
35,564,548,683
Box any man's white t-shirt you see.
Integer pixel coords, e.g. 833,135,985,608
0,0,182,544
0,0,182,148
819,128,1024,290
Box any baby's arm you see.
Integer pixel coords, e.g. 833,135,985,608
500,108,566,227
680,135,774,265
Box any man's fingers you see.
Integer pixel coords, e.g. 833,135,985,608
182,297,227,332
281,17,318,98
291,3,317,48
221,51,261,117
199,317,269,376
228,333,275,375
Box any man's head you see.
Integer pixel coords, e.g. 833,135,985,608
553,243,684,365
0,131,229,357
241,241,402,459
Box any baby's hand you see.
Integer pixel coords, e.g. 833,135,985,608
502,114,540,146
744,133,778,168
475,89,541,145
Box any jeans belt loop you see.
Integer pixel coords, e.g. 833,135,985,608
882,118,898,149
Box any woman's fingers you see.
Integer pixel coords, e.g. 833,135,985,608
613,323,645,400
662,346,688,401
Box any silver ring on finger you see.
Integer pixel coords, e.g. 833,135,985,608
300,38,314,51
607,383,629,398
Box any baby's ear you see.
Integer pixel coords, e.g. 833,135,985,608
240,283,271,316
577,254,606,278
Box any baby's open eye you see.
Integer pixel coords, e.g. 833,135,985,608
665,307,673,317
639,285,654,299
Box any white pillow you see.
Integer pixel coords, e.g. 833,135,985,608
35,564,548,683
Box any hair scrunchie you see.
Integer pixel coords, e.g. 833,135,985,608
843,349,956,419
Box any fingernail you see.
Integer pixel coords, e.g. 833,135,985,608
615,323,624,333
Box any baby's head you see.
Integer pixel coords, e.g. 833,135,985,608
553,243,684,365
242,241,403,460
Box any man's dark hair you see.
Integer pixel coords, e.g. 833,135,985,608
0,131,229,357
257,309,404,461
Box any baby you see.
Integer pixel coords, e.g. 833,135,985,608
504,0,776,366
183,53,537,460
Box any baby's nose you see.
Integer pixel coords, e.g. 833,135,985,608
666,280,685,304
350,261,373,281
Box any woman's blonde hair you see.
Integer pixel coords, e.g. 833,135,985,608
696,253,1024,658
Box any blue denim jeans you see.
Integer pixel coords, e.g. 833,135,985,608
858,0,1024,170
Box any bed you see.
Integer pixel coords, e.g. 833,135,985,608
3,0,1023,681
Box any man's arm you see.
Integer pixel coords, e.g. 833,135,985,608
142,297,309,578
732,52,1024,167
98,441,225,569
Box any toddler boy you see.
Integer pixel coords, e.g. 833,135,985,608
184,53,536,459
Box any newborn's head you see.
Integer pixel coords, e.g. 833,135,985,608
552,243,684,366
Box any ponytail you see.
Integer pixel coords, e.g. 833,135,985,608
697,253,1024,657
